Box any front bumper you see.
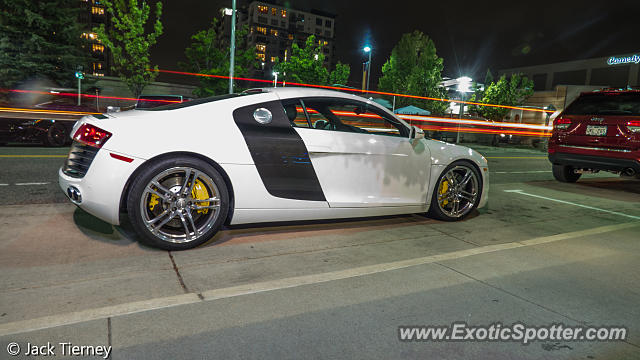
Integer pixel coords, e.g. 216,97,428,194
59,148,145,225
548,152,640,173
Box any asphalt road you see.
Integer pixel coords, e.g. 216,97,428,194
1,143,639,359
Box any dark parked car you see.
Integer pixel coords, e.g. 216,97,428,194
548,89,640,182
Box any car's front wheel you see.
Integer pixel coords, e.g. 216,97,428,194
429,161,482,221
127,156,229,250
552,164,581,183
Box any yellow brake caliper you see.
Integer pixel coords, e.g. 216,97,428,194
148,194,159,211
439,180,449,206
191,179,210,214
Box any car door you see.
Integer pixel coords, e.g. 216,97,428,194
289,97,431,208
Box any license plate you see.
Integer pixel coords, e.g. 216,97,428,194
586,125,607,136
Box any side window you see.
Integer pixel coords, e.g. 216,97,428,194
281,99,311,128
302,98,406,137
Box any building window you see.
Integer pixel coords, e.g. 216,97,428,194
324,30,331,37
281,9,287,17
281,21,286,27
271,8,277,16
315,28,322,35
271,56,278,63
92,44,104,52
91,6,105,15
257,53,265,61
81,32,99,41
92,62,103,70
257,16,267,24
270,29,278,36
325,19,332,27
316,18,322,26
256,44,266,52
270,19,278,26
288,34,294,40
257,5,268,13
256,26,267,34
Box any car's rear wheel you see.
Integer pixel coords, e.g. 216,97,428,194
552,164,581,183
127,157,229,250
429,161,481,221
43,123,67,147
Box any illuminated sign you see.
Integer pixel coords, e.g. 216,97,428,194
607,54,640,66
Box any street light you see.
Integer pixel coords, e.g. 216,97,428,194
456,76,473,143
363,46,372,94
272,71,279,87
226,0,237,94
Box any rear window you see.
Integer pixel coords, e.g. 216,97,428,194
564,92,640,116
136,96,185,109
138,93,242,111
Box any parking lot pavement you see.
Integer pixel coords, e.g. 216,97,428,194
1,144,639,359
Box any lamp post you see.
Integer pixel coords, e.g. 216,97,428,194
228,0,236,94
272,71,279,87
456,76,473,143
363,46,372,94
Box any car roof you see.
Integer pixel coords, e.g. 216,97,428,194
259,86,372,102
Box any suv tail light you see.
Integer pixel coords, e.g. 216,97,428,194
626,120,640,133
73,123,112,148
554,117,572,130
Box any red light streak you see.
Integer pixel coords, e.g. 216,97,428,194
151,69,554,114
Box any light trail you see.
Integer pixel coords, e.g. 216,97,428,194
2,89,181,103
0,106,100,116
152,69,554,114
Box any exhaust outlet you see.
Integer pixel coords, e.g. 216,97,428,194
66,186,82,204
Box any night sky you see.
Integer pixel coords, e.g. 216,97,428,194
151,0,640,87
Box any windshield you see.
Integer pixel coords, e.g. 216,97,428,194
563,93,640,116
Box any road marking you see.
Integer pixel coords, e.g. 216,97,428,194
494,171,550,174
0,184,8,186
0,155,67,158
1,221,638,337
15,182,50,186
485,156,547,159
504,189,640,220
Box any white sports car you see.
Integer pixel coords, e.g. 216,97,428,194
59,88,489,250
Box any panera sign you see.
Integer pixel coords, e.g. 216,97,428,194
607,54,640,66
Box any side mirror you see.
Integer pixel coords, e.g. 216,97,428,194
410,125,425,140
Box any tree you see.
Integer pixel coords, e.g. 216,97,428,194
0,1,89,90
94,0,163,98
471,73,534,121
329,62,350,86
378,31,448,115
274,35,350,86
180,19,257,97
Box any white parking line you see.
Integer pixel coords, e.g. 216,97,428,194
0,183,8,186
14,182,50,186
504,189,640,220
494,171,551,174
1,221,638,336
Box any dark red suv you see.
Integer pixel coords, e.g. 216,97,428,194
548,89,640,182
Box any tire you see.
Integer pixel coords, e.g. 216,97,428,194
126,156,229,250
552,164,581,183
428,161,482,221
42,123,67,147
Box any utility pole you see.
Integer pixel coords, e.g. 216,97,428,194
75,66,84,106
228,0,236,94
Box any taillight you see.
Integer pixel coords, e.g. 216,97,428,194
627,120,640,133
553,117,572,130
73,123,112,148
